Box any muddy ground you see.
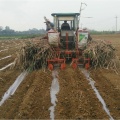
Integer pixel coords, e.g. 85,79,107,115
90,68,120,119
0,70,52,119
55,67,109,119
0,34,120,119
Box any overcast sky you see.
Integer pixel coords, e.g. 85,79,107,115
0,0,120,31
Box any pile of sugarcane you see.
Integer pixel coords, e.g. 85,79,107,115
83,40,120,73
17,40,56,71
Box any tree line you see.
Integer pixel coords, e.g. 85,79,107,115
90,30,119,35
0,26,46,36
0,26,119,36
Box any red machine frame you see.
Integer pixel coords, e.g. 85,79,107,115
47,30,90,70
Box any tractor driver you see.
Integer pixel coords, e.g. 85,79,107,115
61,21,70,30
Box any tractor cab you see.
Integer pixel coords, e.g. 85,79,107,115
51,13,80,31
51,13,80,49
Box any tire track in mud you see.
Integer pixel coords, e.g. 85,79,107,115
55,67,109,119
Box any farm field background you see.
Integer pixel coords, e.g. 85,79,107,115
0,34,120,119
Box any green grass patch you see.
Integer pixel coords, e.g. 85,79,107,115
0,34,43,40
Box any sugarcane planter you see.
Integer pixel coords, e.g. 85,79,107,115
45,13,92,70
17,13,120,72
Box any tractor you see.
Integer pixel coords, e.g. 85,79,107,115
46,13,91,70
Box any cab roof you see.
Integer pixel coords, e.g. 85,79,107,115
51,13,80,17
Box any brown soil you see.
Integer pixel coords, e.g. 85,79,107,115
0,35,120,119
90,68,120,119
90,34,120,119
0,57,14,68
92,34,120,57
0,69,21,100
55,67,109,119
0,47,19,58
0,70,52,119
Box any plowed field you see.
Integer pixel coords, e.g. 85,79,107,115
0,34,120,119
